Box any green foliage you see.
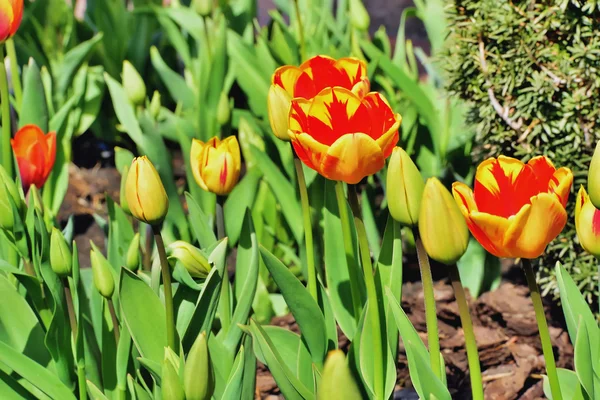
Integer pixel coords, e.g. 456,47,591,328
444,0,600,305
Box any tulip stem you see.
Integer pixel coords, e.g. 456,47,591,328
153,227,176,351
108,298,120,344
293,151,318,302
216,195,226,240
0,45,12,178
448,264,483,400
348,184,384,400
6,39,21,107
522,259,562,400
63,279,78,341
334,181,363,320
143,224,153,271
414,228,442,380
293,0,306,61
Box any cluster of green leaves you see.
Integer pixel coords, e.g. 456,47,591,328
444,0,600,304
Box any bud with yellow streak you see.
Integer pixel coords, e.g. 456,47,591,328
125,156,169,226
387,147,424,226
419,178,469,265
190,136,241,196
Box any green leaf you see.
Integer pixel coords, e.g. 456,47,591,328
457,238,501,298
86,380,110,400
406,341,451,400
150,46,195,109
20,59,49,131
543,368,585,400
574,317,595,399
225,210,259,349
260,246,326,366
240,334,257,400
224,170,261,245
101,300,118,399
119,268,167,365
56,33,104,98
251,145,303,242
185,192,217,249
0,341,76,400
221,345,246,399
115,147,135,174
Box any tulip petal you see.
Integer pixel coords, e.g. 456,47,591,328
272,66,304,96
43,131,57,181
289,97,312,134
335,58,368,86
222,136,241,176
295,56,353,98
268,84,293,140
469,211,512,258
575,185,587,234
452,182,478,215
0,2,13,41
504,193,567,259
190,139,209,191
291,132,329,171
351,77,370,99
8,0,21,36
549,167,573,207
11,124,47,157
319,133,385,184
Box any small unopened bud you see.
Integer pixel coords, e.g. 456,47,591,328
120,164,130,215
387,147,424,226
317,350,361,400
125,156,169,226
90,245,115,299
267,84,292,141
575,186,600,257
168,241,211,279
349,0,370,31
217,92,231,126
149,91,161,120
588,140,600,209
162,358,185,400
184,332,214,400
126,233,141,271
418,178,469,265
191,0,212,16
122,60,146,106
50,228,72,277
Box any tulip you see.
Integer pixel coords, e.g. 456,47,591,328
452,156,573,259
50,228,72,277
575,186,600,257
122,60,146,106
0,0,23,43
419,178,469,265
184,332,214,400
167,241,211,279
288,87,401,184
190,136,241,196
588,140,600,209
268,55,370,141
387,147,424,226
125,156,169,226
162,359,185,400
317,350,361,400
90,246,115,299
11,124,56,192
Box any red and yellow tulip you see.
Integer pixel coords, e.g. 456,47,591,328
11,124,56,192
190,136,241,196
0,0,23,42
452,156,573,259
575,186,600,257
288,87,401,184
268,55,370,141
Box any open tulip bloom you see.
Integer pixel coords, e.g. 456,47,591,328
452,155,573,259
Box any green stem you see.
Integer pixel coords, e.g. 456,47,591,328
108,299,120,344
143,224,153,271
153,227,176,350
215,195,232,331
293,0,306,61
216,195,225,240
5,39,21,107
348,184,384,400
522,259,562,400
77,363,87,400
414,228,442,379
448,264,483,400
0,45,13,178
334,181,363,320
63,280,77,341
293,151,318,301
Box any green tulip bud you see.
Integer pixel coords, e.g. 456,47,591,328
120,164,130,215
191,0,212,16
418,178,469,265
317,350,362,400
217,91,231,126
588,140,600,208
162,358,185,400
90,245,115,299
50,228,72,277
122,60,146,106
184,332,214,400
349,0,370,31
387,147,425,226
149,91,162,120
126,233,141,271
168,241,212,279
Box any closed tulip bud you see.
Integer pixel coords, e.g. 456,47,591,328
90,246,115,299
419,178,469,265
190,136,241,196
317,350,361,400
125,156,169,226
588,140,600,209
217,91,231,126
50,228,72,277
191,0,212,16
267,84,292,141
184,332,214,400
126,233,141,271
120,164,130,215
387,147,425,226
149,91,162,119
162,359,185,400
575,186,600,257
122,60,146,106
349,0,370,31
168,241,211,279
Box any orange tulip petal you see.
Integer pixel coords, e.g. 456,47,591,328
549,167,573,207
295,56,353,98
335,58,368,86
503,193,567,258
0,2,13,41
43,132,57,180
363,92,400,143
452,182,478,215
8,0,21,36
291,132,328,171
272,65,304,96
289,97,312,134
319,133,385,184
469,211,512,258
